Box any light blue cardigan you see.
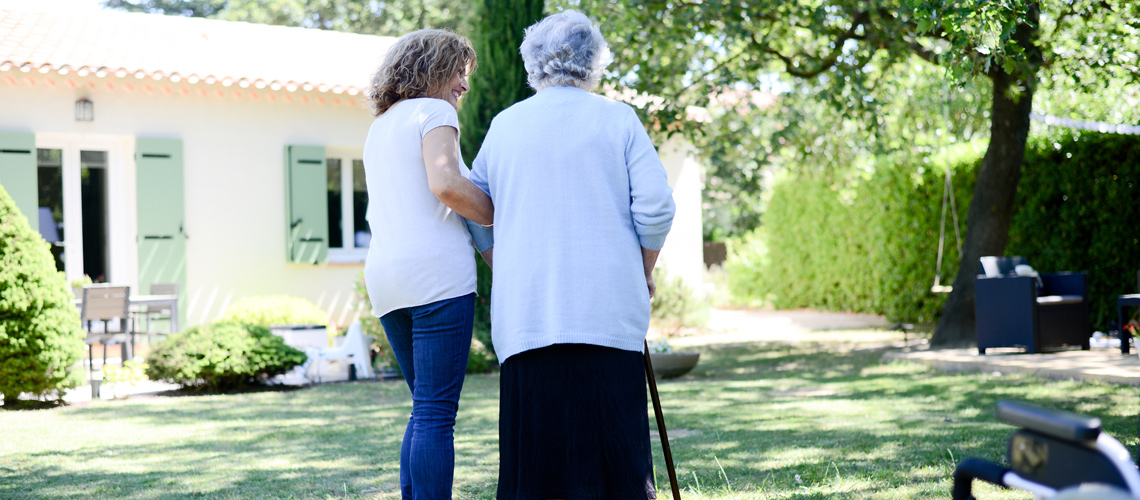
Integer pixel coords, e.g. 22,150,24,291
469,86,675,363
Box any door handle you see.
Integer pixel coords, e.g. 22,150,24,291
143,235,174,240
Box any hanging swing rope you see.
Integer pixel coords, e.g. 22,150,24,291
930,78,963,295
932,169,962,294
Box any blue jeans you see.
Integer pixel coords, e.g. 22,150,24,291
380,293,475,500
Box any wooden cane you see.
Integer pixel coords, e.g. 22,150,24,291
644,340,682,500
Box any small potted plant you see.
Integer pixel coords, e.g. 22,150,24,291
648,339,701,378
71,274,93,299
1126,319,1140,358
647,269,708,379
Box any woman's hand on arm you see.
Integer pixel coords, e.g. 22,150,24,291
423,126,494,226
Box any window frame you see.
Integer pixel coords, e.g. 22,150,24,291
35,133,132,285
325,147,367,264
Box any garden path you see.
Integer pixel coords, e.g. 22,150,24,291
666,307,1140,387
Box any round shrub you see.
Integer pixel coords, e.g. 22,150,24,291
352,272,495,374
0,183,85,407
650,267,709,336
145,322,306,392
352,274,399,374
466,336,495,374
219,295,332,333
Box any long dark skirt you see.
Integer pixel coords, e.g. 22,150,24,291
497,343,657,500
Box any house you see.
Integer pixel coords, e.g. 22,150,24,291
0,5,704,330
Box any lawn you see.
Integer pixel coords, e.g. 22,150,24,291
2,336,1138,500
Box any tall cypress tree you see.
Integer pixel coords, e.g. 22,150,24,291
459,0,544,351
458,0,545,165
0,183,85,407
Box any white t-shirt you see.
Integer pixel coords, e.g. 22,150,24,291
363,98,477,318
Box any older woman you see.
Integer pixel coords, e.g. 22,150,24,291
362,29,493,499
469,11,675,500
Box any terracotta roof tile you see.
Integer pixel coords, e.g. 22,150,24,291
0,6,396,95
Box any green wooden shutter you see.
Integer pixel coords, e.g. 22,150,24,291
0,132,38,231
285,145,328,264
136,137,187,327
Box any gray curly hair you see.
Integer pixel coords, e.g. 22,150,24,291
520,10,611,91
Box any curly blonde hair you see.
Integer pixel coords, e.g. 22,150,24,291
367,29,477,116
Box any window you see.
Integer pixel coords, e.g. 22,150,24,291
80,150,110,282
32,133,128,285
37,148,64,272
325,151,369,263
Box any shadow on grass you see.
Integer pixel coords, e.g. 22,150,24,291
4,342,1136,500
1,374,503,500
643,342,1139,497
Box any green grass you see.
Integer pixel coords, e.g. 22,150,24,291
2,338,1138,499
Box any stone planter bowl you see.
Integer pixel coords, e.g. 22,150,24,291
649,351,700,379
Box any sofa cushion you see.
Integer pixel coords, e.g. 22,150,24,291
1037,295,1083,306
980,256,1028,277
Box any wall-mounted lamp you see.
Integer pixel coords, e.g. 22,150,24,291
75,98,93,122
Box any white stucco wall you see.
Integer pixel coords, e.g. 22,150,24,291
1,72,375,328
656,137,705,295
1,71,704,329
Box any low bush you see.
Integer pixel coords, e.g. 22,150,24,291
352,273,399,374
0,183,85,407
472,258,495,361
650,267,709,336
466,336,495,374
353,272,495,374
219,295,332,334
145,322,306,392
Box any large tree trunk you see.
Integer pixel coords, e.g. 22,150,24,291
932,6,1041,347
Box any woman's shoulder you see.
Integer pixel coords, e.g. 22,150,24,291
391,97,456,114
578,91,640,121
383,98,459,131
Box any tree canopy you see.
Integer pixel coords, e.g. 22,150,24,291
552,0,1140,344
102,0,471,35
104,0,1140,345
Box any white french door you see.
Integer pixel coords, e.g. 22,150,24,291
35,133,133,286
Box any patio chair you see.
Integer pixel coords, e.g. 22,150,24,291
975,256,1091,354
301,320,374,383
140,282,178,343
80,285,134,375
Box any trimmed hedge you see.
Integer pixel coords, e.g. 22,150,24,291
0,183,85,406
145,322,306,391
727,144,979,324
1008,131,1140,329
728,131,1140,331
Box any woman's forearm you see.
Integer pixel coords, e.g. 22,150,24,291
641,247,660,297
434,177,494,225
423,126,494,225
641,247,660,278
